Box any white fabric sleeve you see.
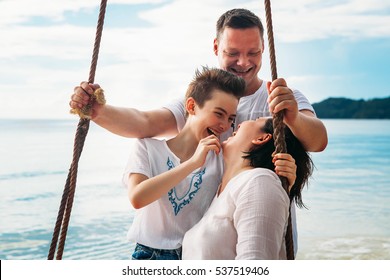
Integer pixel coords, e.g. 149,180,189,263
292,88,316,115
163,98,186,132
234,173,289,260
121,138,151,188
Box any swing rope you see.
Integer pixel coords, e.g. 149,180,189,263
264,0,295,260
47,0,108,260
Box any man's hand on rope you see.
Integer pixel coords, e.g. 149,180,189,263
266,78,299,127
70,82,106,119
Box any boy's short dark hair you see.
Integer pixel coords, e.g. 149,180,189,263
185,66,245,110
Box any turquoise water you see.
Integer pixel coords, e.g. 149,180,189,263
0,119,389,260
296,120,390,259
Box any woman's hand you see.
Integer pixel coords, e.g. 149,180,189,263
273,153,296,191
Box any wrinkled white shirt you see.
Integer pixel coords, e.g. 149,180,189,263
182,168,289,259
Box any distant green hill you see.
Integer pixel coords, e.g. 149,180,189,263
312,96,390,119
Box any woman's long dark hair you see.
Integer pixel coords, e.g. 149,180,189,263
242,118,314,208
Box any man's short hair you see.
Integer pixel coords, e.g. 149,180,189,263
216,8,264,40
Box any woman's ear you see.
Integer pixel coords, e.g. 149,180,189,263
185,97,196,115
252,133,272,146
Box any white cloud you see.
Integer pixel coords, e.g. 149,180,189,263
0,0,389,118
0,0,166,27
271,0,390,42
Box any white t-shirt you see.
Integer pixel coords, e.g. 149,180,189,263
182,168,289,260
123,138,223,249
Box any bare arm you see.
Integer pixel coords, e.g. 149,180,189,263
93,105,178,138
267,79,328,152
285,109,328,152
128,159,198,209
70,82,178,138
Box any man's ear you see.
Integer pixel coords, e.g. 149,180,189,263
185,97,196,115
213,38,218,56
252,133,272,146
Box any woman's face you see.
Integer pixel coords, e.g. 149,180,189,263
222,117,270,151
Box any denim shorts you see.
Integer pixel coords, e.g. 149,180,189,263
132,243,182,260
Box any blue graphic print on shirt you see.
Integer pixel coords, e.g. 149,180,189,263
166,157,205,215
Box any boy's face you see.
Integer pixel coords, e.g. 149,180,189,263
190,89,239,140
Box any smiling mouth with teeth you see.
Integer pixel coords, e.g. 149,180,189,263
231,67,251,74
207,128,218,136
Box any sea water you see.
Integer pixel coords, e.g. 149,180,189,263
296,119,390,259
0,119,389,260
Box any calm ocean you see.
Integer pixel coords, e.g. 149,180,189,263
0,119,389,260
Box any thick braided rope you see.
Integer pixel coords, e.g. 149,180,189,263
47,0,108,260
264,0,294,260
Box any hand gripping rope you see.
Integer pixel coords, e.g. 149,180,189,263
48,0,108,260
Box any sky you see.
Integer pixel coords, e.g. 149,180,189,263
1,0,390,119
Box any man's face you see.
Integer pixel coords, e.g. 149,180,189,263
214,27,264,95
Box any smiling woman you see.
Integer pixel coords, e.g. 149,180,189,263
182,117,313,260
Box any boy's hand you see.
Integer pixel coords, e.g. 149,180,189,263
190,135,221,168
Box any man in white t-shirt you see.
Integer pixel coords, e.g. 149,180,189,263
70,8,327,152
69,8,328,256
